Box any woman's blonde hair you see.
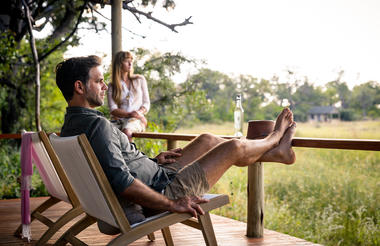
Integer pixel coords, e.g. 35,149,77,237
111,51,139,105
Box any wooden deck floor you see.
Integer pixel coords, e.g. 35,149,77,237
0,197,322,245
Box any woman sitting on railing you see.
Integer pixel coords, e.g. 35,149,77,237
108,51,150,142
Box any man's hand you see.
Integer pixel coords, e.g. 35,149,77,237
169,196,209,218
156,148,182,164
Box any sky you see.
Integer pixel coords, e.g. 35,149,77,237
65,0,380,88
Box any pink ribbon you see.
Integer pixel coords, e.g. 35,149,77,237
20,132,56,241
20,132,52,241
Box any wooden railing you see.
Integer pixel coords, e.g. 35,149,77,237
133,132,380,151
1,131,380,238
3,132,380,151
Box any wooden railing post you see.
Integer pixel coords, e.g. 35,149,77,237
167,139,177,150
246,120,274,238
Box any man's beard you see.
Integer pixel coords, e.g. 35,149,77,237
85,90,104,107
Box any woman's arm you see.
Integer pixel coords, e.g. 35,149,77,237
108,83,133,118
110,108,132,118
139,75,150,114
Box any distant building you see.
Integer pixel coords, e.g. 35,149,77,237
308,106,339,122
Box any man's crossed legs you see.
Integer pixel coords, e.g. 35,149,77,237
124,108,296,217
166,107,296,190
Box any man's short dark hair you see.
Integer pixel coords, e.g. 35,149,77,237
55,55,102,101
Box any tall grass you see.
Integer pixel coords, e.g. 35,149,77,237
176,120,380,246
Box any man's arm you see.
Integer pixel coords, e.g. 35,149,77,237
120,179,208,218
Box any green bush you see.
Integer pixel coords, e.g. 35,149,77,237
0,140,49,199
134,121,167,157
0,140,21,199
340,109,358,121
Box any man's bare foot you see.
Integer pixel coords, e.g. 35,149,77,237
268,122,297,164
274,108,293,136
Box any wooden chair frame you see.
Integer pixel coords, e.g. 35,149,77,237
50,134,229,246
14,131,83,245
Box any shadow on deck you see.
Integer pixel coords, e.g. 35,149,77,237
0,197,321,245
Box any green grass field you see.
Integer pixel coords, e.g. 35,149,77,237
175,120,380,246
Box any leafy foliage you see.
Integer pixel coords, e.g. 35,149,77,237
0,140,21,199
0,32,67,133
133,48,210,131
184,68,380,123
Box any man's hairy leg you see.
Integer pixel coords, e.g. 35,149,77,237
175,133,226,167
175,108,293,164
176,125,296,167
195,108,293,187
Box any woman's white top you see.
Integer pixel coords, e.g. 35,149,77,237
107,75,150,113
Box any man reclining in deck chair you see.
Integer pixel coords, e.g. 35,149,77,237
54,55,296,233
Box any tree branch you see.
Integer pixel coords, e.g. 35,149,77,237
90,0,193,33
22,0,41,131
87,2,146,38
123,4,192,33
49,1,77,40
38,0,89,62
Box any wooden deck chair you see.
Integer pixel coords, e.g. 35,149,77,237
14,131,83,245
49,133,229,246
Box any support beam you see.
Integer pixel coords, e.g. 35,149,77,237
246,120,274,238
111,0,123,62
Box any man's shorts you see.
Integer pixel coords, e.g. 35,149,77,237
111,118,145,132
163,161,210,200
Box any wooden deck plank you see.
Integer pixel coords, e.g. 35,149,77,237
0,197,322,245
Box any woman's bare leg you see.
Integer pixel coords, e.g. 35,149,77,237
122,128,133,142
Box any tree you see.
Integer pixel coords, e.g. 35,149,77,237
132,48,208,131
325,80,351,109
291,82,324,121
187,69,234,122
239,76,272,120
0,0,192,133
351,81,380,118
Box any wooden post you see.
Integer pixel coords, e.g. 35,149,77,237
167,140,177,150
246,120,274,238
111,0,122,62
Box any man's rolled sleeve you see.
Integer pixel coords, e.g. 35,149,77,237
110,167,135,194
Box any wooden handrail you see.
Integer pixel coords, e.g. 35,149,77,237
133,132,235,141
292,137,380,151
1,132,379,151
0,134,22,139
133,133,380,151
